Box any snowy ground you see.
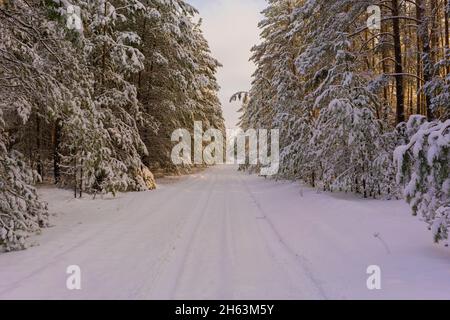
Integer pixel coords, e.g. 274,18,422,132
0,165,448,300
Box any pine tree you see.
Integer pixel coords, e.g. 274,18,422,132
51,0,155,193
0,118,48,251
133,1,224,173
0,0,51,249
395,117,450,244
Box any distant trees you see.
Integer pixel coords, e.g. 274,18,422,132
0,0,223,250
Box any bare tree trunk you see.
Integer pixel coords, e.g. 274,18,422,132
380,15,390,111
430,0,439,63
392,0,406,123
53,119,62,184
74,156,77,199
35,114,43,178
445,0,450,74
101,3,107,85
416,3,423,115
417,0,434,120
79,160,83,198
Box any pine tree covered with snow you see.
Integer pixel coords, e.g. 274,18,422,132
395,117,450,244
52,0,153,193
0,0,67,250
0,111,48,251
240,0,399,197
424,51,450,120
239,0,448,205
133,2,224,172
1,0,224,195
307,39,397,196
0,0,224,249
0,0,50,247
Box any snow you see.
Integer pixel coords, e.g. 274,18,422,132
0,165,449,300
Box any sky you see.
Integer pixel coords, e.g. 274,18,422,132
189,0,266,129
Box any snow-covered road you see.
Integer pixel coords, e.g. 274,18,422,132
0,166,449,299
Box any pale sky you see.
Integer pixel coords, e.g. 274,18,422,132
189,0,266,129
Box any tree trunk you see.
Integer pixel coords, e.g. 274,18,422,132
53,119,62,184
79,160,83,198
430,0,439,63
101,3,107,86
392,0,406,123
380,15,390,113
416,3,423,115
35,114,43,178
417,0,434,120
445,0,450,74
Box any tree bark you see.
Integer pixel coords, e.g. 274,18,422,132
53,119,62,184
417,0,434,120
416,2,423,115
392,0,406,123
35,114,43,178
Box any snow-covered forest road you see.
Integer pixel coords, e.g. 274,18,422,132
0,166,449,300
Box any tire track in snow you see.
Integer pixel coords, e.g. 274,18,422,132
0,174,206,298
238,173,329,300
130,173,219,299
146,171,218,299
